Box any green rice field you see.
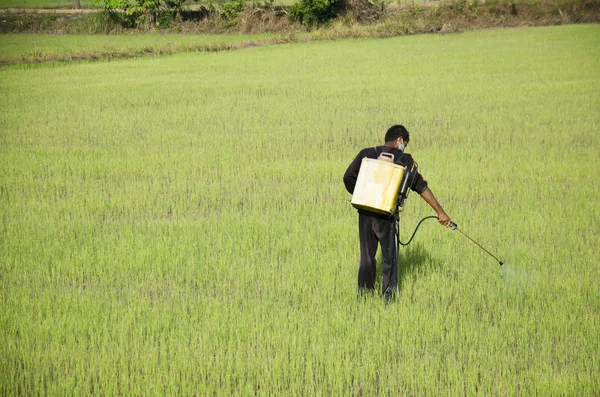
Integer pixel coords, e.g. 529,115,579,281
1,24,599,394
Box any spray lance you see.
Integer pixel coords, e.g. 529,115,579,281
397,216,504,266
395,163,504,266
448,221,504,266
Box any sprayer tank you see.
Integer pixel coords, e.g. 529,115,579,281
351,158,406,216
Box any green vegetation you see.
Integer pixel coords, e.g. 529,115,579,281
0,0,589,9
1,24,599,394
0,32,278,63
98,0,183,15
0,0,98,8
0,0,288,8
2,0,597,40
290,0,347,26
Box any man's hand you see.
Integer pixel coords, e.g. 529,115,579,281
437,211,451,227
419,188,451,227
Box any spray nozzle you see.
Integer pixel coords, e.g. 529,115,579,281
450,221,458,230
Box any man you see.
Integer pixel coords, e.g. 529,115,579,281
343,125,451,300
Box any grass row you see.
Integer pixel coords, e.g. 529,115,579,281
0,32,279,65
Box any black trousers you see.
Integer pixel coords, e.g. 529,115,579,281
358,213,398,295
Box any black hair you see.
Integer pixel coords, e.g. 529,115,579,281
384,125,410,144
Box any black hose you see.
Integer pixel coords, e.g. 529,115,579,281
398,215,438,246
395,216,504,266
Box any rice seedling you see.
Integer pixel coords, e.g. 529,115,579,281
1,24,599,394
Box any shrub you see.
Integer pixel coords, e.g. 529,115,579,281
221,0,247,25
94,0,185,27
157,10,176,28
290,0,347,26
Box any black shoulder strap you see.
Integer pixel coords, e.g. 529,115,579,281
395,152,413,167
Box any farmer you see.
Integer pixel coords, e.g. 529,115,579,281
343,125,451,301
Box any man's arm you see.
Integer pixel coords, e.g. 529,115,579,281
420,188,451,227
343,151,365,194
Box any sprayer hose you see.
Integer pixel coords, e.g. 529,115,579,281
398,215,438,246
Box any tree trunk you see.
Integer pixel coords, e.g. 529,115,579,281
72,0,80,9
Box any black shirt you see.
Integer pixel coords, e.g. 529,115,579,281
343,146,428,214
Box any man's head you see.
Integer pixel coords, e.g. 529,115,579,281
384,125,410,150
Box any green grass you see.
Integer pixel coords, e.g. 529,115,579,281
0,33,278,61
1,24,599,394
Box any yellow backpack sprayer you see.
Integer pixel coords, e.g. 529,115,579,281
351,153,504,266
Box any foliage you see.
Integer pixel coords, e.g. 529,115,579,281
221,0,247,25
157,10,175,28
289,0,386,26
94,0,185,27
290,0,347,26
